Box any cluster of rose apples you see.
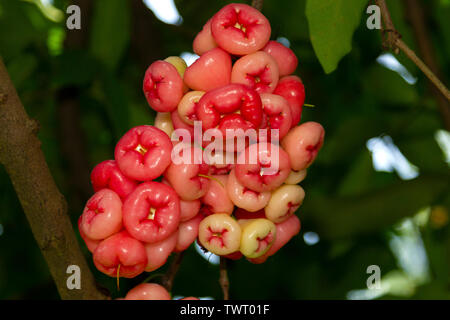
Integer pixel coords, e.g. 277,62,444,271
78,3,324,299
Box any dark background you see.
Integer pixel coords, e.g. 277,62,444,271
0,0,449,299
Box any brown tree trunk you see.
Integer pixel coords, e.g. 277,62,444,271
0,58,107,300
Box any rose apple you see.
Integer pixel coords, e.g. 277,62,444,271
115,125,172,181
211,3,271,55
123,181,180,243
143,60,184,112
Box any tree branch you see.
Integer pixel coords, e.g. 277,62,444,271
0,57,108,300
375,0,450,107
401,0,450,131
161,252,184,292
219,257,229,300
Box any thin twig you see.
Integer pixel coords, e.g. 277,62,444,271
161,252,185,292
395,39,450,101
402,0,450,131
219,257,230,300
375,0,450,102
251,0,263,11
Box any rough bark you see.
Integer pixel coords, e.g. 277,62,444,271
0,57,107,300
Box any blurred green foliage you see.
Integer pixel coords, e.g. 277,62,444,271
0,0,449,300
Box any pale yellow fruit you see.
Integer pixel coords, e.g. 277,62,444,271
239,218,276,258
164,56,187,77
177,91,205,125
154,112,174,138
227,169,271,212
285,169,307,185
165,56,189,92
265,184,305,223
198,213,241,255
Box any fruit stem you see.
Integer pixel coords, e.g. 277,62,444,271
304,104,316,108
198,174,225,188
161,252,185,292
116,264,121,291
142,273,165,283
219,257,230,300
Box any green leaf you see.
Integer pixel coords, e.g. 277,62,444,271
306,0,367,73
89,0,130,70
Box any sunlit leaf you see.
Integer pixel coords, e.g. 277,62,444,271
306,0,367,73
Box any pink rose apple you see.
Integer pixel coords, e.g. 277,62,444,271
226,169,271,212
143,60,184,112
78,216,101,253
161,178,201,221
204,150,235,175
123,181,180,243
196,83,263,133
211,3,271,55
281,121,325,171
231,51,279,94
125,283,171,300
179,297,200,300
259,93,292,140
184,48,232,92
235,143,291,192
90,160,138,199
262,40,298,76
115,125,172,181
79,189,122,240
171,110,195,143
165,146,210,201
174,214,203,252
144,231,178,272
179,199,201,222
193,19,218,55
93,230,147,278
273,76,305,127
200,175,234,216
